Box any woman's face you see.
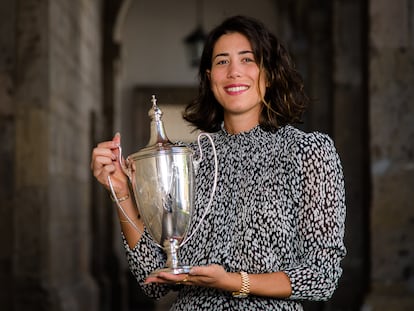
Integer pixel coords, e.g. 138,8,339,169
208,32,266,125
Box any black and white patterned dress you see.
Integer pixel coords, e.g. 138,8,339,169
123,125,346,310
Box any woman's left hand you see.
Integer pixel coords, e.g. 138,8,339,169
145,265,294,298
144,264,237,291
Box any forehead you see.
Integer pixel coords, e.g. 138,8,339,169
213,32,253,55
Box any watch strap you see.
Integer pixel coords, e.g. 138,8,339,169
232,271,250,298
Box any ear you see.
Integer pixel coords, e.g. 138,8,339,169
206,69,211,80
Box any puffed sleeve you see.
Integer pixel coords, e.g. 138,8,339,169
122,229,171,299
283,132,347,301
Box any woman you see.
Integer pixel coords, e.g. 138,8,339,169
91,15,346,310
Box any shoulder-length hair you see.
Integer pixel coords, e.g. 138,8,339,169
183,15,309,133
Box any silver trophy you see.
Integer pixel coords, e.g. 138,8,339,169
110,95,217,277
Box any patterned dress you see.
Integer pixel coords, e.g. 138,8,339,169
123,125,346,310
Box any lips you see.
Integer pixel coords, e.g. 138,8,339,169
225,84,249,94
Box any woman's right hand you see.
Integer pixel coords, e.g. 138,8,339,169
91,132,129,198
92,133,144,248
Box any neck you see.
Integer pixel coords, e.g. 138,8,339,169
223,115,259,134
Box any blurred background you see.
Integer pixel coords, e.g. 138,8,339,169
0,0,413,310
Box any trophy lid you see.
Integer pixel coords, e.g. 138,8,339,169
128,95,192,161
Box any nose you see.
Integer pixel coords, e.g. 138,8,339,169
227,62,241,79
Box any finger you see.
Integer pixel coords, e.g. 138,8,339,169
144,275,179,285
113,132,121,145
91,154,115,172
102,163,117,174
111,134,127,173
111,133,121,159
197,263,221,273
180,274,191,285
157,271,186,281
95,155,116,166
92,147,117,160
91,149,116,169
96,140,118,150
189,266,210,276
144,276,165,284
147,272,190,285
92,167,114,185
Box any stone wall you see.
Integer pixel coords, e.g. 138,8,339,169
0,0,118,310
331,1,370,309
0,0,16,308
365,0,414,310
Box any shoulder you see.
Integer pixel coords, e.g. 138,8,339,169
277,126,341,170
278,125,335,152
278,125,333,146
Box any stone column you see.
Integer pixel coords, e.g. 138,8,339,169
13,0,53,308
275,2,371,309
13,1,102,310
307,2,333,134
330,0,370,309
0,1,16,309
364,0,414,309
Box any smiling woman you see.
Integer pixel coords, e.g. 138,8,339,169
184,15,308,134
207,32,266,134
91,15,346,311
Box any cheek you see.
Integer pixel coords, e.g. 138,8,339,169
210,84,222,101
209,73,222,92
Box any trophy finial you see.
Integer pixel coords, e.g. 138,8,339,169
151,94,157,108
149,94,162,121
147,94,170,146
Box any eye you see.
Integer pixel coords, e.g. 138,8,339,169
215,59,229,65
242,57,255,63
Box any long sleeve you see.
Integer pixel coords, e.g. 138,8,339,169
122,229,171,299
283,132,346,300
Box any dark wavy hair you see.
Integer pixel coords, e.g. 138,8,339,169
183,15,309,133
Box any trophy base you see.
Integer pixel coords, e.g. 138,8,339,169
149,265,192,278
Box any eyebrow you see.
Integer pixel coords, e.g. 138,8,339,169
213,50,254,60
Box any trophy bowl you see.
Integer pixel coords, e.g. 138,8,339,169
127,144,195,275
114,95,217,277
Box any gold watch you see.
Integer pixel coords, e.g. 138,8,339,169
232,271,250,298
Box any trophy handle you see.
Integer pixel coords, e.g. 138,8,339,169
181,132,218,247
116,145,132,181
107,144,152,241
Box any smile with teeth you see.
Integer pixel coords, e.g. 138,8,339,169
225,85,249,93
